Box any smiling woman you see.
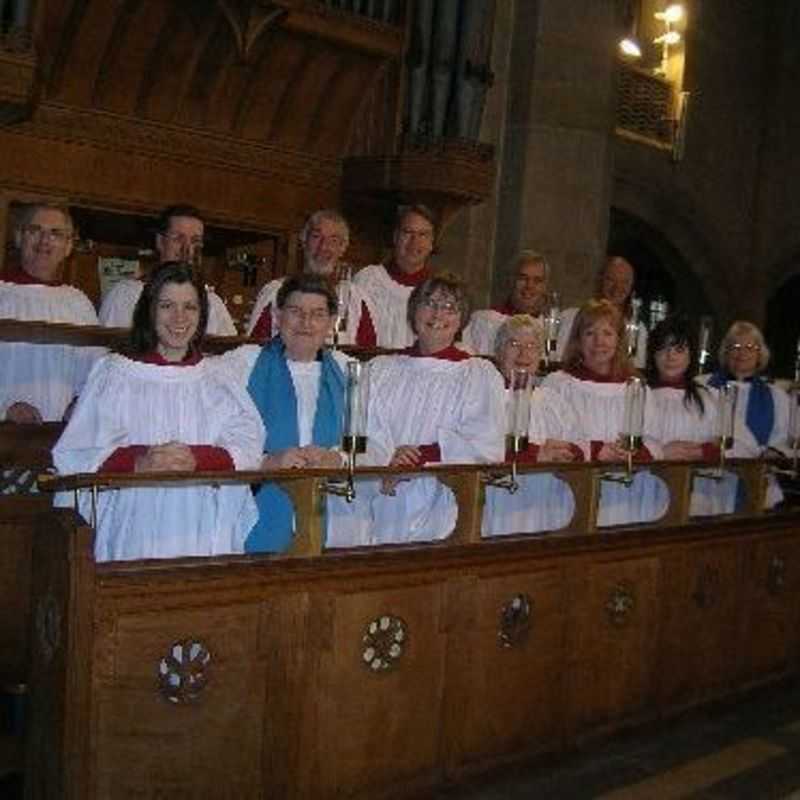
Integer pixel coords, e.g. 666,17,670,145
52,262,264,561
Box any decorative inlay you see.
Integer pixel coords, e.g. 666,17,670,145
498,593,532,648
692,564,720,609
1,467,39,495
605,582,635,626
767,555,787,597
158,639,211,704
35,593,61,664
361,615,407,673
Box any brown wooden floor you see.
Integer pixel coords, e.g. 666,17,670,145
431,680,800,799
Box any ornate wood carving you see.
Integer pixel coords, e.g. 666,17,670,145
217,1,287,62
361,614,407,673
497,593,532,649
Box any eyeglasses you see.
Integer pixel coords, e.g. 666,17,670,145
22,224,72,243
283,305,331,323
421,298,460,315
160,232,204,250
727,343,761,353
507,339,539,353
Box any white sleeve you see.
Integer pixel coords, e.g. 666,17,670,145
98,281,141,328
207,291,238,336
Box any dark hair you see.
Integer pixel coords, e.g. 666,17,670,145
394,203,437,235
275,273,337,315
156,204,204,233
130,262,209,356
407,272,470,336
645,314,706,414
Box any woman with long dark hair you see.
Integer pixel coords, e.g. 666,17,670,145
53,262,263,561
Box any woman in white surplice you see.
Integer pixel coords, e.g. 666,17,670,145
482,315,583,536
340,273,505,546
542,299,663,527
641,314,723,517
53,262,264,562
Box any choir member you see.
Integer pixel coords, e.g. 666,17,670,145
706,320,790,510
482,315,581,536
557,256,647,368
345,273,505,545
0,203,101,423
221,274,351,552
642,314,722,517
542,299,662,526
99,204,237,335
462,251,550,356
352,203,436,349
53,262,263,561
246,209,378,347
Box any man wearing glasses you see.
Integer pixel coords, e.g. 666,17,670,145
246,208,377,347
0,203,100,423
353,203,437,349
99,204,237,335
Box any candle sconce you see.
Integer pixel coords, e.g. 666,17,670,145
648,298,669,331
602,377,645,487
324,361,369,503
331,265,352,351
626,296,643,361
698,315,714,374
542,292,561,371
695,382,737,481
487,369,532,494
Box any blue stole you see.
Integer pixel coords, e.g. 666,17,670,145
246,337,345,552
708,371,774,446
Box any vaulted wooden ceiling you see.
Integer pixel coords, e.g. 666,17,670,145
35,0,404,158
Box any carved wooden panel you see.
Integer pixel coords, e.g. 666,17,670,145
443,567,567,769
564,554,661,735
657,541,742,708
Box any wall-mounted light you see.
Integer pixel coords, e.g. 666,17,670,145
653,4,685,76
619,37,642,59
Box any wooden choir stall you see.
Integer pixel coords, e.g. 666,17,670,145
2,347,800,799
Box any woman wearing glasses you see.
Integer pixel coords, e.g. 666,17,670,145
221,274,353,552
482,315,581,536
706,320,790,510
351,273,505,545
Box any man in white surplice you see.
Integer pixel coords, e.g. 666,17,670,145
352,203,437,349
0,203,101,423
98,203,237,336
331,273,505,547
246,209,378,347
462,250,550,356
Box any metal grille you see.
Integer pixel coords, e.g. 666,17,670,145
616,63,673,145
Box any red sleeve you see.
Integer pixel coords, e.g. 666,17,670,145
568,443,585,462
512,443,540,463
355,301,377,348
100,445,148,473
634,445,654,463
190,446,235,471
590,440,604,461
417,444,441,465
250,304,272,342
701,442,721,463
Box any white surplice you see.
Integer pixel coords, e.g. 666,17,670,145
482,386,578,536
99,278,237,336
330,353,506,546
461,309,511,356
245,276,378,346
0,280,102,421
642,384,722,517
52,354,264,562
541,370,663,527
352,264,416,349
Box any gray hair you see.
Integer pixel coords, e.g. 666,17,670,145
16,203,75,235
719,320,771,373
494,314,544,357
300,209,350,248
